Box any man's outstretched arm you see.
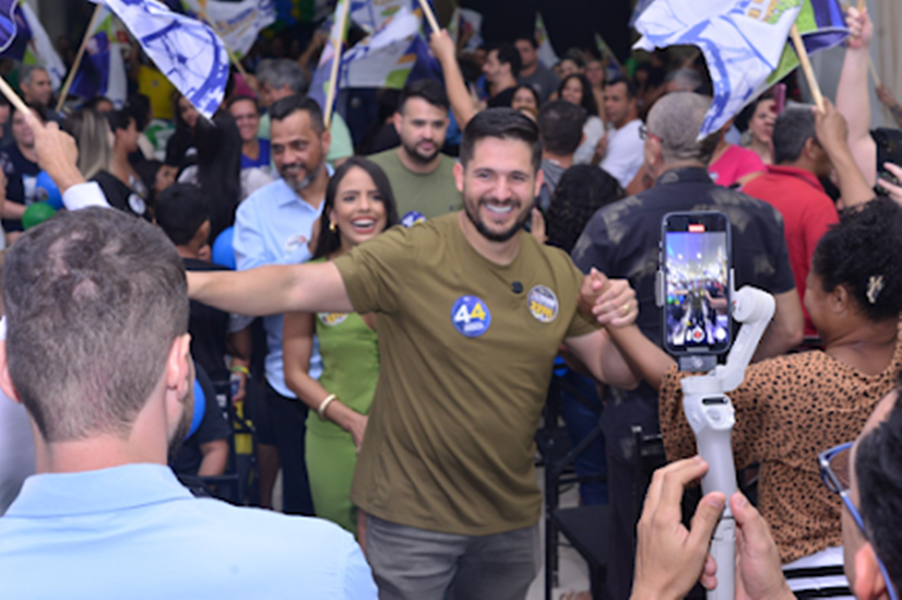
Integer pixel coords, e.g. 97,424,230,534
187,261,354,316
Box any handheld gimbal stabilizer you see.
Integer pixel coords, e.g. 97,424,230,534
680,286,775,600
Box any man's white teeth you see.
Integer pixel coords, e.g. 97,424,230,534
486,204,513,214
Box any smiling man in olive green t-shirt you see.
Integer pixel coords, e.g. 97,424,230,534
188,108,638,600
369,80,462,220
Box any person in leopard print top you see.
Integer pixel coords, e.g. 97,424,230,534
604,197,902,566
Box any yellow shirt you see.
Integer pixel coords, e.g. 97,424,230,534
137,65,176,121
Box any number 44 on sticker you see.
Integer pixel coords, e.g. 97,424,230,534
450,296,493,338
454,302,486,323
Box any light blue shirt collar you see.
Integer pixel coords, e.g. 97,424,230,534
273,162,335,209
6,464,188,518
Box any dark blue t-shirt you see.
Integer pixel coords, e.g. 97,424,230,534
0,143,40,232
240,139,271,170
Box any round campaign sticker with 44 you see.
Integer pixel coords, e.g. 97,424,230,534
451,296,492,338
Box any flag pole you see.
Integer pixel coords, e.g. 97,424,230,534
595,33,625,75
789,24,825,112
55,4,103,113
324,0,351,129
0,74,32,116
416,0,441,35
198,9,250,80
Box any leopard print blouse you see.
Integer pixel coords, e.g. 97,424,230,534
659,328,902,564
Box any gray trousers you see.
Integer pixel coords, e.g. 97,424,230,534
365,514,541,600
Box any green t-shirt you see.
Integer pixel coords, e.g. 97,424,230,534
367,149,462,220
334,214,597,535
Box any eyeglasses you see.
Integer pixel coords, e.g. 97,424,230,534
639,124,659,142
819,442,898,600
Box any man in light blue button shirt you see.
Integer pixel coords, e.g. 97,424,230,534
234,94,331,516
0,207,376,599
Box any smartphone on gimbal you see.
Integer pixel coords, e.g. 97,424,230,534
658,212,732,356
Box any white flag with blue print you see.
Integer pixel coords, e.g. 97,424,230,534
92,0,229,119
634,0,802,138
181,0,275,57
341,5,421,88
350,0,414,32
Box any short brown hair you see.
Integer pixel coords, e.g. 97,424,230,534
2,208,188,442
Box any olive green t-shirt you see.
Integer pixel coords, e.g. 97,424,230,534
367,149,462,220
334,214,597,535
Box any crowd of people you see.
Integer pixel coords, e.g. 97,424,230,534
0,3,900,600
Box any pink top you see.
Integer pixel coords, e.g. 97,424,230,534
709,144,765,187
231,73,257,99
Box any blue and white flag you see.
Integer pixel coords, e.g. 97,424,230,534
181,0,275,57
92,0,229,119
458,8,483,53
69,8,129,107
311,2,434,112
342,5,423,88
350,0,414,32
2,3,67,90
308,0,350,112
0,0,16,54
630,0,655,28
634,0,803,138
535,12,558,68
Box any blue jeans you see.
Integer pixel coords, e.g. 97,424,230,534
558,370,608,505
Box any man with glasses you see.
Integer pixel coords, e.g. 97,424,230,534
629,388,902,600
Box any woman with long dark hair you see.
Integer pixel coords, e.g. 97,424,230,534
282,157,399,537
558,74,605,165
510,84,541,119
178,110,272,240
165,93,200,171
737,95,777,166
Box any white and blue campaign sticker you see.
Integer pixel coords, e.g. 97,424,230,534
284,233,308,253
451,295,492,338
128,193,146,216
318,312,348,327
528,285,559,323
401,211,427,228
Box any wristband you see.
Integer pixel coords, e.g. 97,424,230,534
317,393,337,420
230,365,250,377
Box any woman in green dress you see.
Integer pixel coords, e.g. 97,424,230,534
283,157,399,537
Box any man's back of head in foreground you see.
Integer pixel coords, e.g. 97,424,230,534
0,208,376,599
3,207,190,448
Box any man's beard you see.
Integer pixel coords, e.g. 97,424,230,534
167,391,194,463
464,195,530,243
281,161,322,193
402,138,440,165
